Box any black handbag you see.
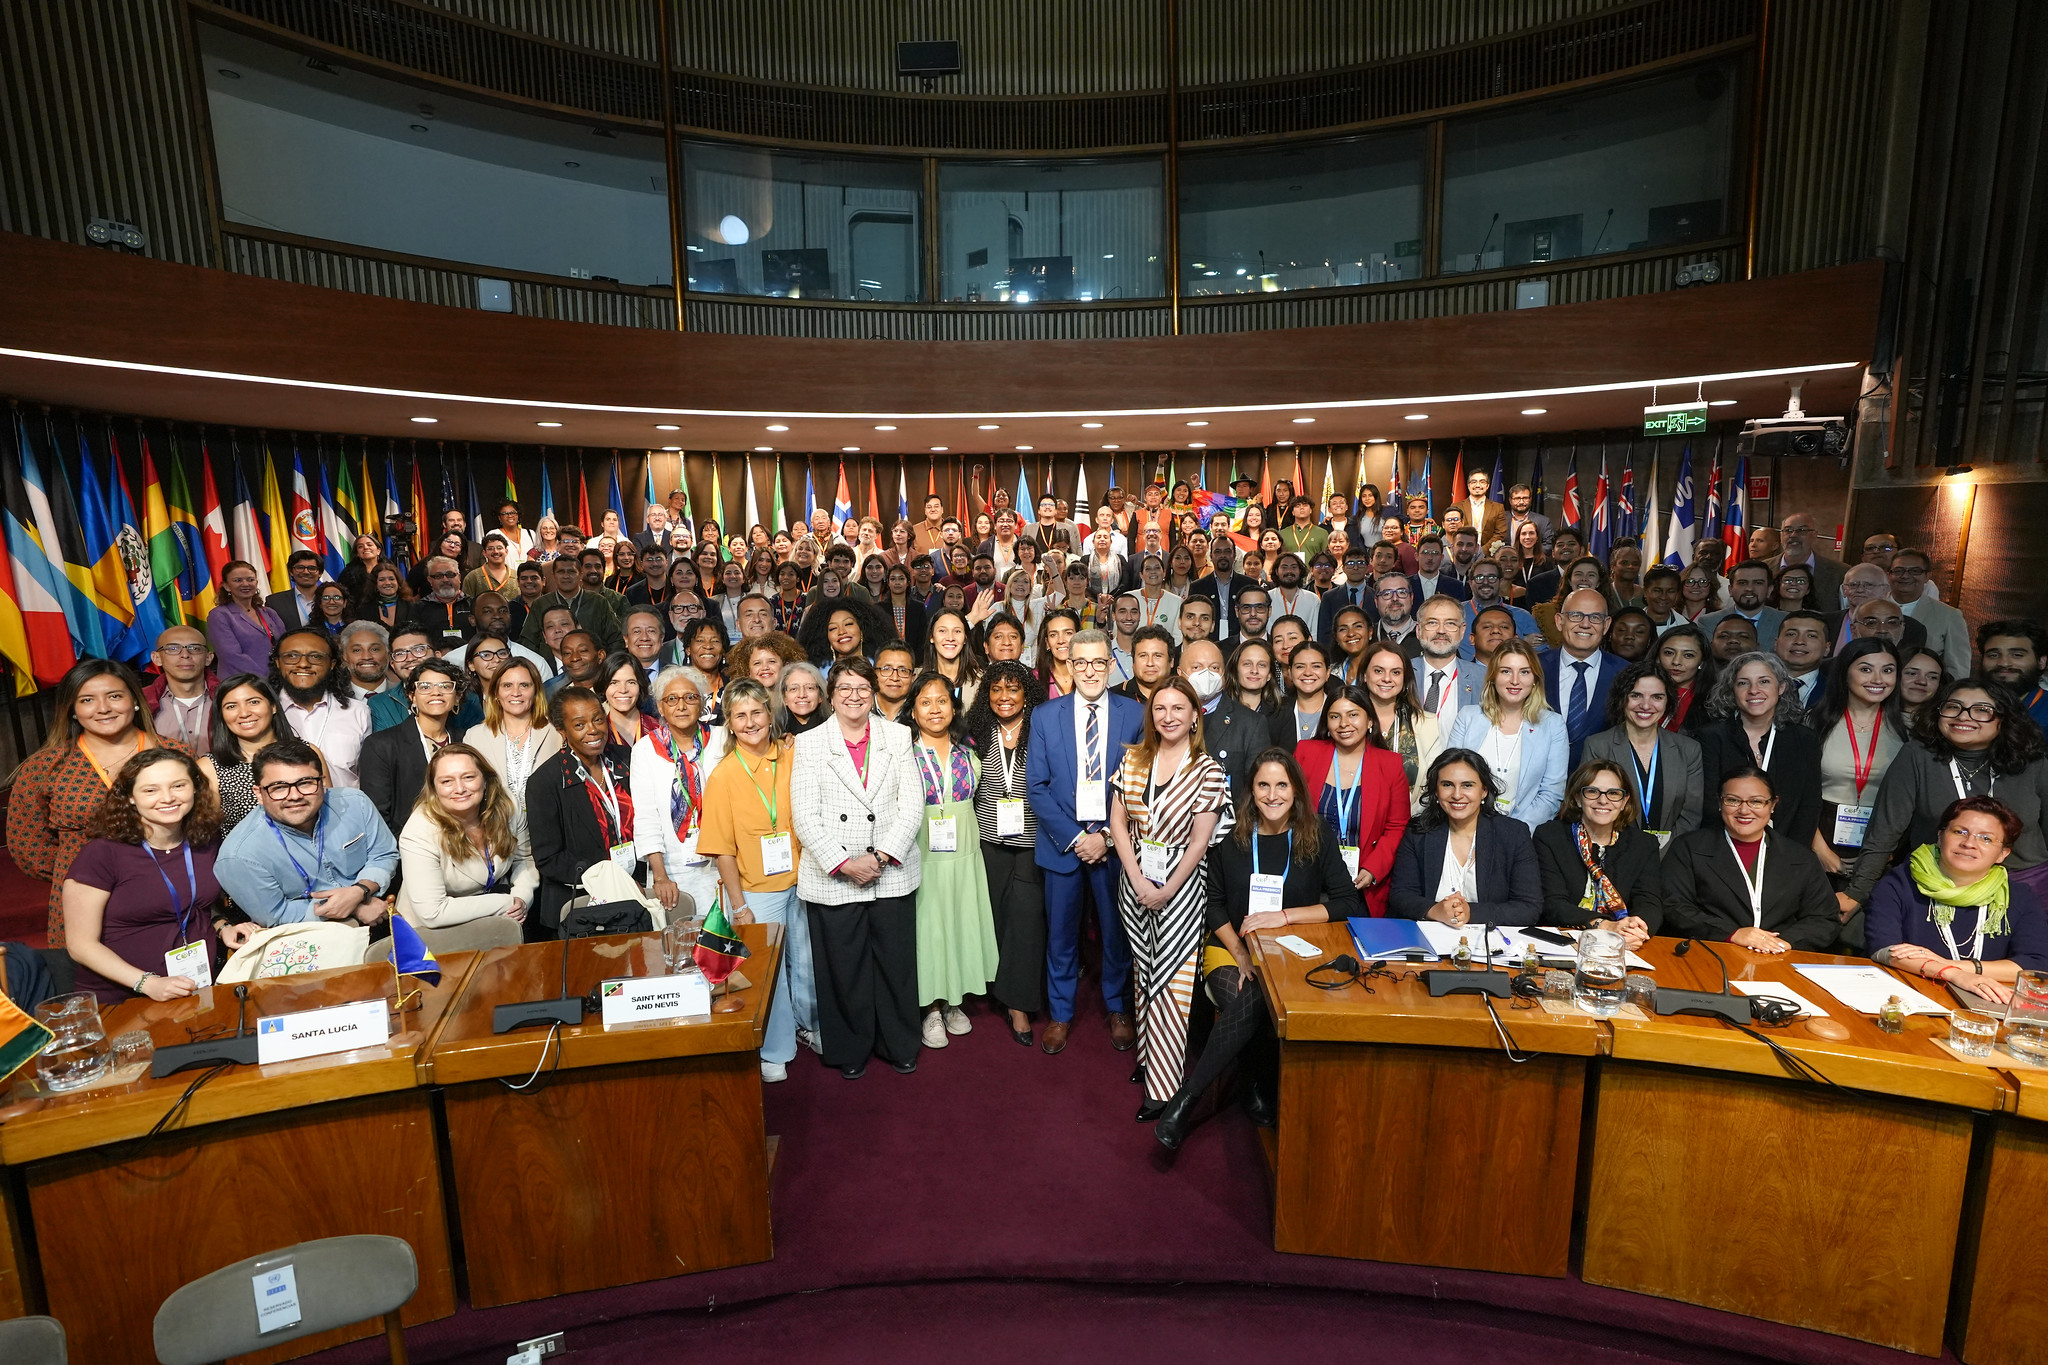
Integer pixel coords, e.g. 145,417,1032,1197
559,898,654,939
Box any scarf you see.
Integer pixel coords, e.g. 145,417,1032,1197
1574,824,1628,919
646,724,704,842
569,751,634,845
1908,843,2011,938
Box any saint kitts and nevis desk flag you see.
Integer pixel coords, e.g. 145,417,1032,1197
692,895,751,985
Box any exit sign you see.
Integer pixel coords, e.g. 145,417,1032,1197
1644,402,1709,436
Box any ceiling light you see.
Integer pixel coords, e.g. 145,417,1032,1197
1276,440,1294,446
1367,438,1390,445
1292,417,1315,424
655,424,680,431
1188,442,1207,449
1520,408,1547,416
535,421,562,428
978,424,1000,430
563,161,581,169
754,446,773,452
1103,254,1115,260
217,68,241,78
1709,399,1738,407
1016,445,1034,451
1082,422,1104,429
409,416,437,423
717,214,751,245
874,424,896,431
842,446,860,453
766,423,789,432
409,124,429,134
1404,413,1428,421
930,446,949,452
1186,420,1209,427
1101,443,1120,449
661,445,682,452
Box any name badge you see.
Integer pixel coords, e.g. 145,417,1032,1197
996,798,1026,837
928,815,958,852
609,841,637,873
759,831,794,876
680,827,707,867
1077,779,1107,822
166,940,212,989
1248,872,1285,915
1647,829,1672,850
253,1265,302,1335
1140,839,1175,885
1339,845,1361,878
1832,804,1872,848
1495,795,1514,815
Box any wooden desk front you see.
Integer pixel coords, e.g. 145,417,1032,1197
1583,942,2008,1357
0,959,473,1365
1953,1065,2048,1365
1251,921,1603,1277
427,927,780,1307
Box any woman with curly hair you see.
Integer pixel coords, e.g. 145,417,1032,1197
733,631,808,688
799,597,891,669
61,748,237,1005
1697,651,1824,846
963,660,1050,1045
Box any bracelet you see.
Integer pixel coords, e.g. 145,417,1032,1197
135,971,153,993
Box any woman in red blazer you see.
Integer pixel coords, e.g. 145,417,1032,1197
1293,683,1411,914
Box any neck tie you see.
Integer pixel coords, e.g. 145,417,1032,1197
1424,670,1444,712
1084,702,1101,782
1568,660,1591,740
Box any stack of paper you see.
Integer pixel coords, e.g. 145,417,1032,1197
1794,964,1950,1016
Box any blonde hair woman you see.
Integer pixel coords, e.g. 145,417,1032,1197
396,744,538,930
1444,639,1568,830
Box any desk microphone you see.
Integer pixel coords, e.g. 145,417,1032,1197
492,935,587,1034
1655,939,1761,1025
151,982,261,1077
1423,921,1513,999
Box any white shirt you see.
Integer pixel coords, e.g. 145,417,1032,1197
1478,724,1524,809
1435,835,1479,903
1070,692,1114,793
1134,590,1183,643
1270,586,1319,635
1417,660,1461,731
280,693,372,788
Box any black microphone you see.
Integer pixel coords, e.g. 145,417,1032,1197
151,980,262,1076
1654,938,1747,1024
1424,919,1513,999
492,932,588,1034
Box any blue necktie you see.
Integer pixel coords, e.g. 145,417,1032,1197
1084,702,1101,782
1567,660,1591,741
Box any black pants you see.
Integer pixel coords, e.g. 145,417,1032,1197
1174,965,1277,1104
807,894,919,1068
982,842,1047,1014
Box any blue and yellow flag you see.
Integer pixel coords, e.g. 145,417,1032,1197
75,433,141,661
389,915,441,985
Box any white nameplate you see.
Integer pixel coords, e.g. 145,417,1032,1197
600,972,712,1027
255,999,391,1065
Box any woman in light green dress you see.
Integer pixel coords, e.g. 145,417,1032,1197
908,670,1000,1049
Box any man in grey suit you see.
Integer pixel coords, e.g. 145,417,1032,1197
1890,549,1972,679
1773,511,1847,610
1700,559,1786,652
1411,596,1487,733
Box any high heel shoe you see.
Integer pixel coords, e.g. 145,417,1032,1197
1136,1097,1167,1122
1153,1090,1198,1150
1242,1080,1277,1128
1008,1011,1034,1047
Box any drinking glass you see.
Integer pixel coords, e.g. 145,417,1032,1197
34,992,111,1092
1573,928,1628,1017
662,918,700,974
1947,1008,1999,1059
2002,969,2048,1064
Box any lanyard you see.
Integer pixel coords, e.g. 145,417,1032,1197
1932,900,1988,962
1842,714,1878,800
146,841,199,944
995,723,1024,795
1749,724,1777,771
1950,758,1985,801
736,747,782,830
79,734,144,787
1725,832,1769,926
1329,751,1363,843
587,763,622,842
1252,829,1292,882
1630,739,1660,820
266,808,328,898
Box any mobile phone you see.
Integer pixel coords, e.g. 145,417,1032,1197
1522,926,1573,947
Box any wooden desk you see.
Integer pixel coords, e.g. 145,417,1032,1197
0,958,474,1365
1953,1063,2048,1365
427,926,780,1307
1251,921,1603,1277
1582,942,2008,1357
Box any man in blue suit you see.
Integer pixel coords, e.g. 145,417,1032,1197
1540,588,1628,769
1026,628,1142,1056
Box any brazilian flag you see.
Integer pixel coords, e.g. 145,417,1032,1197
691,896,751,985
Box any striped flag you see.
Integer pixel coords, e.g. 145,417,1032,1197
1641,447,1662,563
137,434,188,629
770,456,786,535
606,453,625,531
897,460,909,523
228,444,267,574
867,460,881,521
743,454,761,533
0,410,75,688
164,435,218,620
259,442,292,588
1587,447,1612,560
466,450,484,544
575,457,592,536
1016,468,1034,524
317,448,352,578
833,462,853,525
1561,449,1581,530
1073,461,1092,536
1616,448,1636,540
409,447,431,564
106,434,172,647
1723,454,1749,556
357,443,381,542
76,434,141,660
290,443,320,558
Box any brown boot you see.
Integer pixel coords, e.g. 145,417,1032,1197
1107,1012,1136,1051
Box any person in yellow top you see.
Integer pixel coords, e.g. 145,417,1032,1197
697,678,809,1081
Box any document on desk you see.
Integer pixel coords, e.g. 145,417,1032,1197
1731,980,1828,1019
1794,964,1950,1016
1412,923,1653,970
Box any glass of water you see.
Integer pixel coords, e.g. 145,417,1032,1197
662,918,700,974
2004,970,2048,1064
34,992,111,1092
1573,928,1628,1017
1948,1007,1999,1059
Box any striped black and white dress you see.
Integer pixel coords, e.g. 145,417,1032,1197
1114,748,1231,1104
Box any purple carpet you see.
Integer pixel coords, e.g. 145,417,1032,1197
307,986,1962,1365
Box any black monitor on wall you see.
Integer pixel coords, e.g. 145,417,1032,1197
763,249,831,297
691,259,741,293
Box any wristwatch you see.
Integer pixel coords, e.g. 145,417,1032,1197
354,879,381,898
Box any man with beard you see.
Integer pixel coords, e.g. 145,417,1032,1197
626,544,677,609
1702,559,1785,652
271,628,371,787
1177,637,1269,800
1411,596,1485,733
521,553,622,655
447,593,554,680
1267,552,1320,636
1978,620,2048,729
1177,595,1216,644
1461,558,1538,640
215,738,396,929
1503,483,1552,553
511,561,547,636
337,620,394,700
580,547,630,619
1232,585,1272,644
1187,537,1255,645
406,555,475,652
1370,573,1422,661
1318,545,1377,644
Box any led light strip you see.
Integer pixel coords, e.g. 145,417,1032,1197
0,347,1860,423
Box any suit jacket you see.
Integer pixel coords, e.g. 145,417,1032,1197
358,718,448,840
1697,718,1823,846
1531,822,1666,933
1455,498,1510,549
1188,573,1259,642
1026,691,1144,872
1386,816,1542,925
1903,596,1971,680
1202,695,1270,801
1408,573,1471,604
1294,739,1410,914
875,596,929,657
525,749,635,937
789,718,925,903
1700,606,1787,652
1581,725,1707,836
1661,826,1838,949
1316,582,1379,642
1539,646,1628,768
465,722,565,800
1445,708,1570,831
265,589,318,632
1410,656,1486,717
1505,511,1554,551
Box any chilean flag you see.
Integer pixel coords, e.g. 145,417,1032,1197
1723,454,1749,555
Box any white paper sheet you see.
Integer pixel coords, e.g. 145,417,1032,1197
1731,980,1829,1019
1794,964,1950,1016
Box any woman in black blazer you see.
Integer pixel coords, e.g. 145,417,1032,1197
1663,765,1838,952
525,687,641,941
1387,748,1542,927
1532,759,1665,945
1697,651,1823,846
357,659,467,841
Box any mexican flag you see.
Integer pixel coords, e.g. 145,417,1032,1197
692,895,751,984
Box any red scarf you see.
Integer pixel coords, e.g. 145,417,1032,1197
575,754,634,845
646,724,704,841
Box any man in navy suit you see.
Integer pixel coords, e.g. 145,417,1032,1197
1540,588,1627,769
1407,535,1471,605
1186,538,1258,645
266,550,324,631
1026,628,1141,1056
1317,544,1378,644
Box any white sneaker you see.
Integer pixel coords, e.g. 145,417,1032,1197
942,1004,972,1036
921,1009,949,1049
760,1060,787,1083
796,1027,821,1055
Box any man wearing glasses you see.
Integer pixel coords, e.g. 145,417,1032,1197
1539,589,1626,769
1459,558,1538,646
144,626,217,750
1890,548,1970,678
1772,511,1846,611
359,658,468,839
1369,573,1423,662
216,737,398,929
448,593,555,683
1026,629,1141,1056
271,629,371,788
406,555,475,652
369,627,444,732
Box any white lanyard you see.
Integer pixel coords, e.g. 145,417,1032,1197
1725,832,1769,926
995,724,1023,794
1750,725,1777,771
1932,901,1988,962
589,764,621,835
1950,759,1985,801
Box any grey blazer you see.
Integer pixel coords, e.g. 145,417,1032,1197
1581,725,1707,839
1410,656,1486,715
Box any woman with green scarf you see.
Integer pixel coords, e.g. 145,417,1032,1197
1866,796,2048,1005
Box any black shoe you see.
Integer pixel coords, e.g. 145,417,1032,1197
1242,1082,1277,1128
1154,1090,1198,1150
1136,1098,1166,1122
1129,1061,1145,1085
890,1057,917,1074
839,1062,867,1080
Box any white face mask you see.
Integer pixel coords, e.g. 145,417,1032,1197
1186,668,1224,702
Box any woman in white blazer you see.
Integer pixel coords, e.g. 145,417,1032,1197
465,659,563,820
1445,639,1569,832
790,658,925,1079
396,744,539,929
630,666,729,926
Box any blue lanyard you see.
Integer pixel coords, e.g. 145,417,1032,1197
146,841,199,944
1330,754,1363,844
1630,740,1660,821
266,807,327,899
1252,829,1292,882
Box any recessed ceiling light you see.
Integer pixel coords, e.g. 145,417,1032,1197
1709,399,1738,407
930,446,949,452
842,446,860,453
563,161,581,168
1291,417,1315,424
1101,443,1120,449
1276,440,1295,446
874,424,896,431
1186,420,1209,427
1016,445,1034,451
655,424,680,431
410,416,437,423
535,421,562,428
1521,408,1547,416
978,424,1000,430
1188,442,1207,449
661,445,682,452
1082,422,1104,429
754,446,773,452
409,124,429,134
1367,438,1390,445
1404,413,1429,421
766,423,789,432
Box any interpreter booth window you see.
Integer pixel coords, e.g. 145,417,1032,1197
200,24,672,287
1178,131,1427,294
683,143,924,301
1438,61,1742,275
938,159,1165,303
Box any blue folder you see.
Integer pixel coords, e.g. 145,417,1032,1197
1348,917,1434,961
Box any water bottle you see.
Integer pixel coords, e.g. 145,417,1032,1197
1573,928,1627,1017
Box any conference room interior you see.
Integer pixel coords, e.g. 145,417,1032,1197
2,1,2047,1363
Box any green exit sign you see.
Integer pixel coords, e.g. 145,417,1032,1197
1644,403,1709,436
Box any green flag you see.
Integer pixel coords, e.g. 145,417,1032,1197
690,892,751,984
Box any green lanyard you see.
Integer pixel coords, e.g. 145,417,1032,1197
737,748,782,831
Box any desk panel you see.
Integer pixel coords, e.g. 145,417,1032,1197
1953,1068,2048,1365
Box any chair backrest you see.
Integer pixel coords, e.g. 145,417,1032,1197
153,1234,416,1365
0,1315,66,1364
414,916,526,955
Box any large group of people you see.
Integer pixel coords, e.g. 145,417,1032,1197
10,476,2047,1153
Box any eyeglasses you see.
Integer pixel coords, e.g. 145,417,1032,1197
413,681,458,696
1582,786,1627,802
834,685,874,700
1070,657,1111,672
428,571,458,581
1939,701,1998,721
277,650,330,666
1376,588,1410,601
1561,611,1609,625
258,776,323,799
1866,542,1898,553
1943,826,2000,848
1720,795,1775,811
662,692,703,707
472,649,510,663
392,646,431,662
157,643,209,658
877,664,914,677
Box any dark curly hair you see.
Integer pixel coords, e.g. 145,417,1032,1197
1411,747,1506,831
1913,677,2048,774
1602,659,1674,730
267,629,354,709
798,595,890,666
903,669,967,743
89,748,222,848
964,660,1047,758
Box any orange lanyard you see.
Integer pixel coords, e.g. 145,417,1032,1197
79,733,145,786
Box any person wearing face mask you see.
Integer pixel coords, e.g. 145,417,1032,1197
1177,638,1270,801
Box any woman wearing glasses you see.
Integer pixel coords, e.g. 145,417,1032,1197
1532,760,1665,947
358,658,469,841
1841,678,2048,915
1663,766,1838,953
1866,795,2048,1004
632,668,726,928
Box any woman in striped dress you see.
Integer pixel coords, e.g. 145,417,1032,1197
1110,676,1232,1121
